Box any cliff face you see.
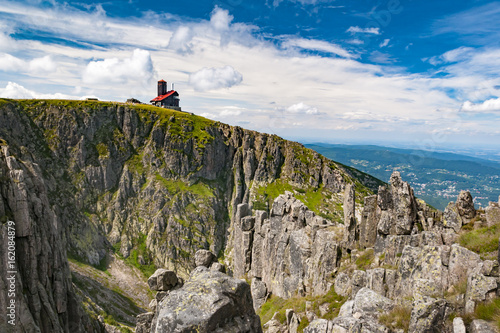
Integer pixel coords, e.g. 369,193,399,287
0,99,381,331
0,145,103,332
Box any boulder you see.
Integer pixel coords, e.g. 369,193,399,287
465,273,497,313
195,249,216,268
408,295,446,333
470,319,496,333
334,272,351,297
486,202,500,227
154,267,262,332
147,269,178,292
390,171,417,235
448,244,482,287
443,203,463,233
303,319,333,333
353,288,394,319
453,317,466,333
456,190,476,220
135,312,155,333
286,309,300,333
251,278,268,311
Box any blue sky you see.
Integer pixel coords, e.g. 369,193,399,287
1,0,500,152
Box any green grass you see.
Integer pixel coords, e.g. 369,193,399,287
258,286,347,331
379,305,412,332
355,248,375,271
254,180,343,222
458,223,500,254
155,173,214,198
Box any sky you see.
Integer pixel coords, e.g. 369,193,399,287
1,0,500,152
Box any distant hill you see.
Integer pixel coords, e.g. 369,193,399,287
305,143,500,210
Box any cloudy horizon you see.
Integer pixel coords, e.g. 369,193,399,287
1,0,499,152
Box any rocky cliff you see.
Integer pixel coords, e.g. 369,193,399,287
0,144,103,332
0,99,381,331
253,172,500,333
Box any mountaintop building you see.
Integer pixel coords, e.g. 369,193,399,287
150,79,181,111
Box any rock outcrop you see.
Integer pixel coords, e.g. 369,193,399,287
233,192,343,300
0,145,103,332
137,250,262,333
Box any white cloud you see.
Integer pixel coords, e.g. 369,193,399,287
286,102,319,115
83,49,154,86
210,7,233,32
283,38,355,58
0,53,56,74
167,26,194,54
379,39,390,48
461,98,500,112
0,82,80,99
189,66,243,92
346,26,380,35
220,108,243,116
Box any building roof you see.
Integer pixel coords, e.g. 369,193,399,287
158,79,166,83
150,90,177,102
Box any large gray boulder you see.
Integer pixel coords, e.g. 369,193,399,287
353,287,394,319
147,269,178,292
456,190,476,220
194,249,216,268
408,295,446,333
443,202,463,233
153,267,262,333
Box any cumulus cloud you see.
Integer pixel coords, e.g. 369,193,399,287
0,82,80,99
0,54,57,74
210,7,233,32
461,98,500,112
346,26,380,35
286,102,319,115
189,66,243,92
83,49,154,86
283,38,354,58
167,26,194,54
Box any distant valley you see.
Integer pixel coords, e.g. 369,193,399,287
306,143,500,210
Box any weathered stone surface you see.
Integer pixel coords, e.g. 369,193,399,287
486,202,500,227
359,195,379,249
147,269,178,292
0,146,103,333
154,268,262,333
452,317,466,333
353,288,394,319
335,272,351,297
465,273,497,313
303,319,333,333
287,309,300,333
408,295,446,333
251,278,268,311
395,245,447,299
135,312,155,333
470,319,496,333
366,268,386,297
351,270,367,297
343,184,357,249
443,202,463,233
456,190,476,220
448,244,482,287
241,193,342,299
390,171,417,235
195,249,216,268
